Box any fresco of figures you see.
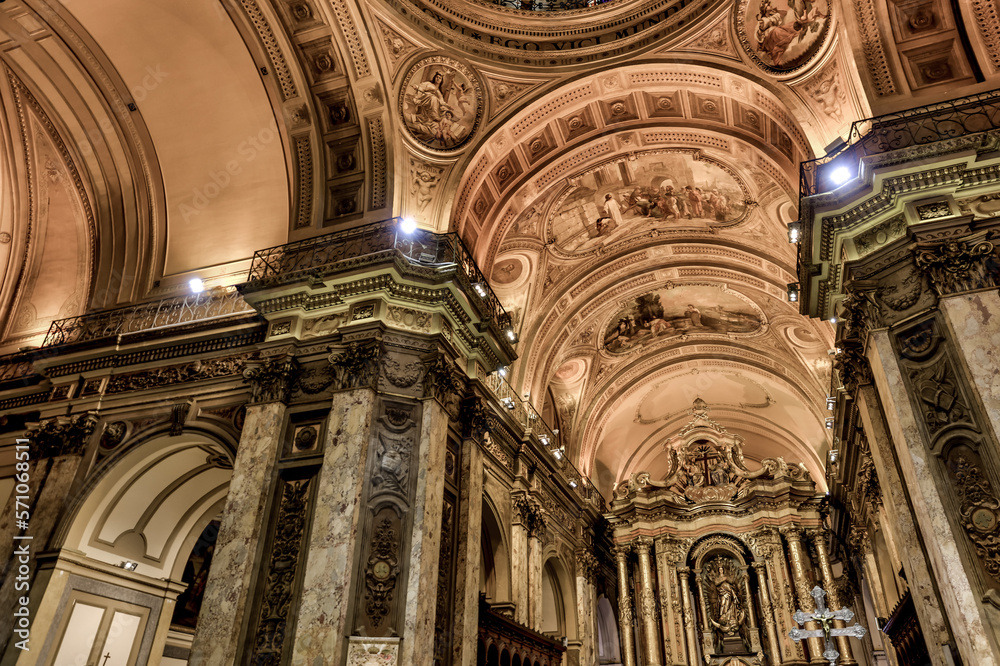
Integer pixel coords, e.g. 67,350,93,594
550,152,747,252
741,0,831,71
603,285,762,353
400,58,481,151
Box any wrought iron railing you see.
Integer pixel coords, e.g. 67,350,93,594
800,88,1000,197
489,0,612,10
483,371,606,509
245,217,513,336
42,286,253,348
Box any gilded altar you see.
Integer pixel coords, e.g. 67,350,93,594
607,400,850,666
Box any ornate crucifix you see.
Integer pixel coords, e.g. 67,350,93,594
789,586,867,666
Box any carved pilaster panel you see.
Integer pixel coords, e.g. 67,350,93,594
433,493,457,664
352,397,422,637
27,412,99,458
946,444,1000,587
247,475,314,664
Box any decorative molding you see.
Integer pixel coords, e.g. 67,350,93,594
365,516,401,626
237,0,297,99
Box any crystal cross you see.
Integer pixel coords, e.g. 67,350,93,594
789,586,867,666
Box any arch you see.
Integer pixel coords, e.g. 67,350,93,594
61,432,234,580
540,554,577,640
482,492,512,604
596,594,622,663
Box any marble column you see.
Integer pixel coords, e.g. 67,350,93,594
528,531,543,631
678,567,699,666
634,537,662,666
397,398,449,666
452,436,484,666
782,527,825,663
575,551,598,666
289,387,375,665
190,400,288,665
855,384,951,666
869,330,997,665
0,413,98,655
614,545,637,666
753,561,782,664
809,529,855,664
511,520,530,626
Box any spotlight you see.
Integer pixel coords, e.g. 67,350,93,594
787,283,800,303
119,560,138,572
828,449,839,463
399,217,417,233
501,397,516,410
496,366,508,378
825,417,835,429
189,277,205,294
505,328,518,343
552,429,559,435
826,396,836,411
568,479,578,489
829,317,838,325
553,447,564,461
540,434,550,446
787,222,802,244
473,282,489,298
830,166,851,185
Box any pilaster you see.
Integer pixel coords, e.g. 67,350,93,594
635,537,662,666
190,357,298,665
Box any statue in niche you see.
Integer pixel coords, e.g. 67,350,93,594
704,556,750,654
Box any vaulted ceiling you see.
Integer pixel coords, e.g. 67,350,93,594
4,0,1000,496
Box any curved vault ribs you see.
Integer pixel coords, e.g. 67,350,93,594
576,350,829,469
516,234,798,396
0,4,167,315
454,63,818,263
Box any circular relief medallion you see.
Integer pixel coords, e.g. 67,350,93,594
736,0,832,74
399,56,483,152
373,559,392,580
972,507,998,533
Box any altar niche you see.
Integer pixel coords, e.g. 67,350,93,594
690,537,761,659
607,399,838,666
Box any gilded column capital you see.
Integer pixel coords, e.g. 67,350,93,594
779,524,803,541
26,412,99,458
613,543,632,561
633,536,654,554
243,356,300,404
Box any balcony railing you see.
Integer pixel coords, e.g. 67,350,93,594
483,371,606,509
800,87,1000,197
245,218,514,346
42,286,254,348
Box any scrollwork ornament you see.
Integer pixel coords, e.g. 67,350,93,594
365,517,401,626
329,341,381,390
915,239,997,295
511,495,546,538
576,549,600,583
421,351,465,410
460,396,490,440
27,412,99,458
951,454,1000,583
243,357,300,404
834,338,872,396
